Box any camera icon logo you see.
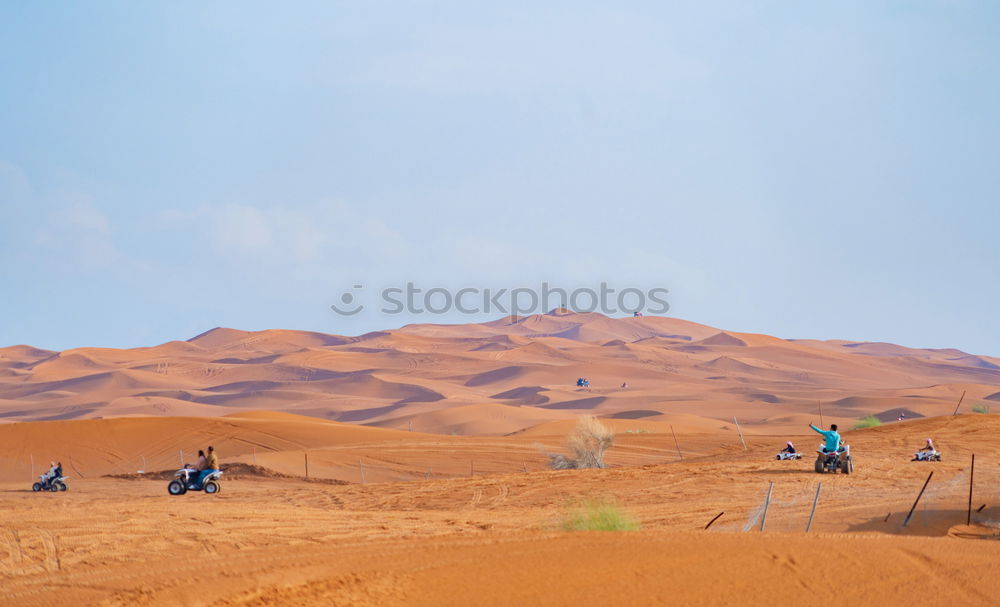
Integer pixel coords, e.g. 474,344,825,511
330,284,364,316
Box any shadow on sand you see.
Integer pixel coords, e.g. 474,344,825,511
848,506,999,537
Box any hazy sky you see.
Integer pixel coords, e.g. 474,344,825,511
1,2,998,354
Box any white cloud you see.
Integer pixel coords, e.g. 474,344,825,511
169,201,409,270
31,196,131,269
64,199,112,235
212,203,275,255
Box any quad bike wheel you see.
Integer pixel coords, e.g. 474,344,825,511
203,480,220,494
168,480,187,495
814,456,825,473
55,481,67,491
840,456,854,475
32,482,42,492
49,483,59,492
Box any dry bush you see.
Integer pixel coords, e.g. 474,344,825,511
548,416,615,470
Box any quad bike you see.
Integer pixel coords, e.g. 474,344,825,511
167,469,222,495
814,445,854,474
913,450,942,462
776,452,802,460
32,475,68,492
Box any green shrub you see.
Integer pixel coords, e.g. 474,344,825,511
852,415,882,429
561,499,639,531
972,404,991,414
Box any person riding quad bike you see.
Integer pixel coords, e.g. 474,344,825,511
41,461,62,488
810,423,853,473
913,438,942,461
776,441,801,460
32,461,67,492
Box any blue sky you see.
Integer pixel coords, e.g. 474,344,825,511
1,2,998,354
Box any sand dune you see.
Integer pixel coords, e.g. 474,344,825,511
1,312,998,438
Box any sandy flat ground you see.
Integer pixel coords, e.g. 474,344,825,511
3,415,1000,606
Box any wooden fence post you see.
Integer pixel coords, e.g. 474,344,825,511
760,482,774,531
734,417,747,450
671,425,684,460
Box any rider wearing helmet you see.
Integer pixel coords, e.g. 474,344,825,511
780,441,796,454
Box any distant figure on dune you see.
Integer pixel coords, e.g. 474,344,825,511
621,381,628,389
897,412,906,422
918,438,935,453
633,311,643,317
780,441,796,455
576,378,590,388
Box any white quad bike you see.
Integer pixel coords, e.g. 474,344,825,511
912,450,942,462
32,474,68,492
168,469,222,495
776,452,802,460
815,444,854,474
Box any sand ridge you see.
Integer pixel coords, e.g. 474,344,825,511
2,312,998,434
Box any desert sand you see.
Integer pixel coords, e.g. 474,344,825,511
2,313,1000,605
2,311,998,430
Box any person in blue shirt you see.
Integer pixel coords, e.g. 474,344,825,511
809,423,842,453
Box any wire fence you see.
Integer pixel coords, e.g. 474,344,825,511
708,462,1000,535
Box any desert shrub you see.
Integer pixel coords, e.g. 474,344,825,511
548,416,615,469
972,404,991,414
852,415,882,429
561,499,639,531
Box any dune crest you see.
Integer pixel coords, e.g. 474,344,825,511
1,313,997,435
